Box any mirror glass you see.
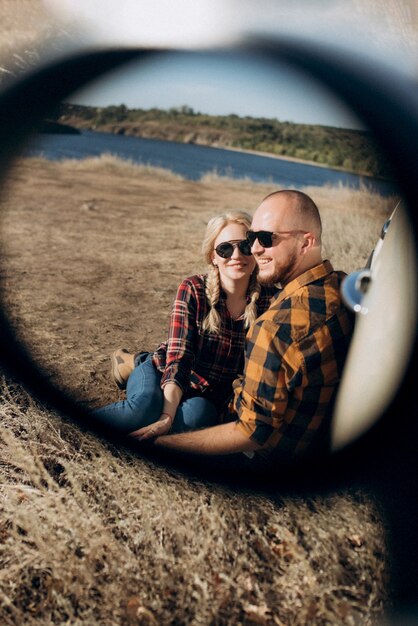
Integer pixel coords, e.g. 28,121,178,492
0,50,403,440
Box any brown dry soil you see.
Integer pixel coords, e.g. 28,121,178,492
0,157,395,625
0,158,284,409
0,156,395,410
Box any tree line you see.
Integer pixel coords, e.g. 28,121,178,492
55,103,393,179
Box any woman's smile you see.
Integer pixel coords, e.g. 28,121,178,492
213,222,257,285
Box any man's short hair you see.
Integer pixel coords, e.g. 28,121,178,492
262,189,322,242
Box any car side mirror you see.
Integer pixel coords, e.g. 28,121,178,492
0,39,417,621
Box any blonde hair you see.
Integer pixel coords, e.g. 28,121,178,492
201,211,261,334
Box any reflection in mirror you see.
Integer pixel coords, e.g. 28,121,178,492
0,46,414,626
0,50,401,431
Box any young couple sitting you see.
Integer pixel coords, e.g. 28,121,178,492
92,190,353,466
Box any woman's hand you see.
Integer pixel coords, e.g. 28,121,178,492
129,413,173,441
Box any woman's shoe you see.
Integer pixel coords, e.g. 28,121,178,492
110,348,134,389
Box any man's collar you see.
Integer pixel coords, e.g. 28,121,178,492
274,260,334,302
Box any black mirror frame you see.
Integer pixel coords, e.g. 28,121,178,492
0,39,417,618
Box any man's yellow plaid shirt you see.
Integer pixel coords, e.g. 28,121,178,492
232,260,354,460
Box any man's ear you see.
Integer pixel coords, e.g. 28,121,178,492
301,232,316,253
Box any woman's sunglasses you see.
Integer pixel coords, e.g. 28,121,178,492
215,239,252,259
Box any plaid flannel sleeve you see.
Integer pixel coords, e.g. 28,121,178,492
233,317,302,453
160,279,198,391
234,311,352,458
233,264,354,458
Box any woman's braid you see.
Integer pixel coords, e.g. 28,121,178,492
243,269,261,329
202,263,222,333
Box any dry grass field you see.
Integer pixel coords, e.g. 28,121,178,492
0,155,399,625
0,156,395,408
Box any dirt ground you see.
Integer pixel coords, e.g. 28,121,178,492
0,157,275,409
0,156,393,412
0,2,404,623
0,155,397,625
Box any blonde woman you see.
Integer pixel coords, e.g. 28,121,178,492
92,211,276,438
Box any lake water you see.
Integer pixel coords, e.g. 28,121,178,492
25,129,397,196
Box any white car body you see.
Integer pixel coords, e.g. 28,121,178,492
332,203,417,451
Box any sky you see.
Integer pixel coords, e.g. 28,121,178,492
69,51,364,129
44,0,418,130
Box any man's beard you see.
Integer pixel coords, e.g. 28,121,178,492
257,250,298,287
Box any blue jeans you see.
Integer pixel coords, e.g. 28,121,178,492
91,354,218,434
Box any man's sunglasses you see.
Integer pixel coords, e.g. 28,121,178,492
246,229,306,248
215,239,252,259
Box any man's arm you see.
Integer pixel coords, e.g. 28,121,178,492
153,421,259,456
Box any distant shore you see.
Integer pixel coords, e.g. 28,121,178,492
56,104,393,180
44,120,394,183
214,144,381,179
